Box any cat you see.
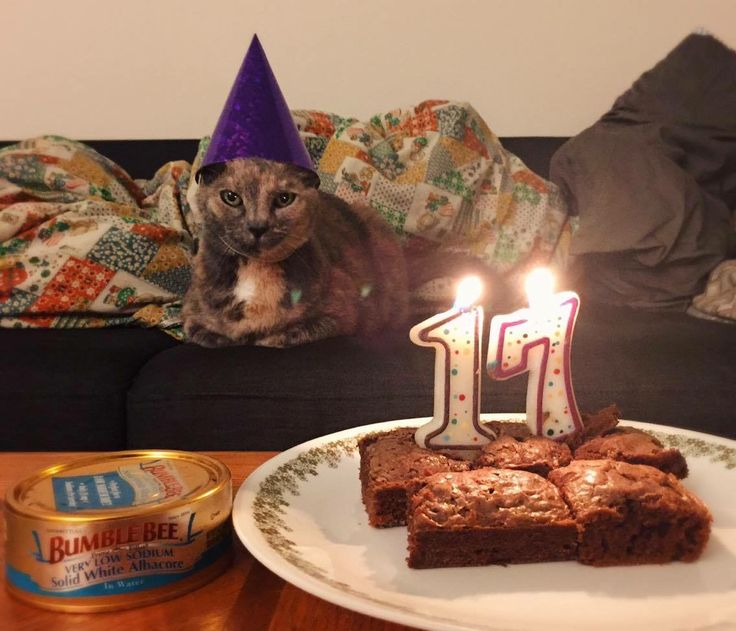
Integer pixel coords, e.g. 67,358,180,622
182,158,413,348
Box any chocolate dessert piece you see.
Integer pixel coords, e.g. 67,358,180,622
485,420,532,440
473,434,573,477
580,404,620,436
406,469,578,569
358,428,470,528
563,404,621,449
549,460,711,566
483,405,620,447
574,427,688,478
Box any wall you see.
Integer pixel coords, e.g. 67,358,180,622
3,0,735,139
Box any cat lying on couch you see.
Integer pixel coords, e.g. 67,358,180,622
182,158,502,348
183,158,411,348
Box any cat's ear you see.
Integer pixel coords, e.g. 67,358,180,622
196,162,227,186
293,167,321,190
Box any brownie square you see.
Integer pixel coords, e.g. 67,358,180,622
574,427,688,478
578,404,621,439
549,460,711,566
407,469,578,569
358,428,470,528
483,404,620,448
472,434,573,477
484,420,532,440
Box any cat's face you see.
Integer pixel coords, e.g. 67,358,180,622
196,158,321,263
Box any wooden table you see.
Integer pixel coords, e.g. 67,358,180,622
0,452,417,631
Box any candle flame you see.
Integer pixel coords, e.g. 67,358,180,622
525,267,555,310
454,276,483,310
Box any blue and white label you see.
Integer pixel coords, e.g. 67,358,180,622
52,473,136,512
51,460,189,512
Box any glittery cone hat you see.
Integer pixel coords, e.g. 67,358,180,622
201,35,314,172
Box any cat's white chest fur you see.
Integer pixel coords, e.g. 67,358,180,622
234,259,287,317
233,272,258,303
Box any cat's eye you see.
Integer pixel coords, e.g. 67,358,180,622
220,190,242,207
274,192,296,208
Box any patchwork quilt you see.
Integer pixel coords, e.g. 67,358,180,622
0,101,574,337
0,136,193,335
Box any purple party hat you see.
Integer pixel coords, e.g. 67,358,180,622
202,35,314,172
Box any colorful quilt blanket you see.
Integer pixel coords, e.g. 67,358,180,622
0,136,194,336
0,101,574,337
296,100,573,275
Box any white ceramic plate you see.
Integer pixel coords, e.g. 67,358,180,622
233,416,736,631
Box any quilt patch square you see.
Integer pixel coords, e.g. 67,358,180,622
15,250,71,295
368,177,415,217
91,270,177,313
318,140,363,175
436,104,468,141
29,256,115,313
144,267,192,295
88,226,159,276
333,182,369,205
337,158,377,195
142,242,190,275
424,143,456,183
404,183,464,240
0,287,37,315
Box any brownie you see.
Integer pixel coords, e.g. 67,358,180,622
472,434,573,477
358,428,470,528
484,405,620,448
485,420,532,440
563,404,621,449
406,469,578,568
575,427,689,478
549,460,711,566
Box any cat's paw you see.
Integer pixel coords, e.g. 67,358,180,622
185,323,234,348
253,332,290,348
255,319,338,348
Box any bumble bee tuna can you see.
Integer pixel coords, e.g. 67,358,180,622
4,451,232,612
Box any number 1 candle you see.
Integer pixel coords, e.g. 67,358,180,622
487,268,583,439
410,276,495,450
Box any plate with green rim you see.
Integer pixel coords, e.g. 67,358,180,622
233,415,736,631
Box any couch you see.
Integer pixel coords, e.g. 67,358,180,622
1,138,735,451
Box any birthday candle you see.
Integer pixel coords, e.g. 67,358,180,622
487,268,583,439
410,277,495,449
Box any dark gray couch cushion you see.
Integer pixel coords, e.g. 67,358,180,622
0,328,177,449
568,302,736,438
127,336,439,451
126,302,736,450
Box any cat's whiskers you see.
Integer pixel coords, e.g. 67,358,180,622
218,234,250,257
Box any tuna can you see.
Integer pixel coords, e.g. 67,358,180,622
4,450,232,612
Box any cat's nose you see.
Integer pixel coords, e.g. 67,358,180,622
249,225,269,241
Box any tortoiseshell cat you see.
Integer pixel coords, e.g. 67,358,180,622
182,158,412,348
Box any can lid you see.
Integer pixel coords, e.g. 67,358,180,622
5,451,231,522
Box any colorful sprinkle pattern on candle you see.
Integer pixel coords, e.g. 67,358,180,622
487,292,582,438
410,306,493,449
